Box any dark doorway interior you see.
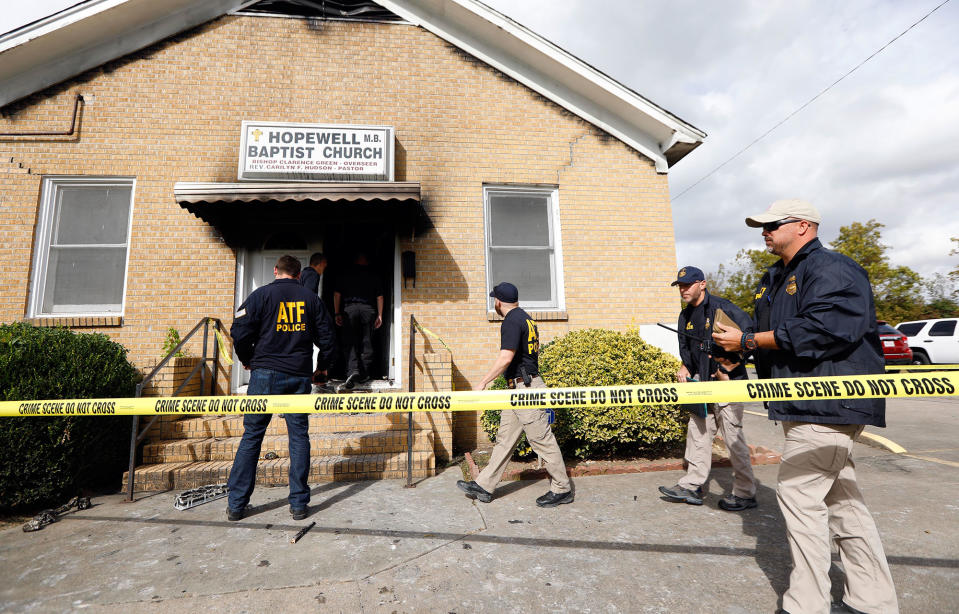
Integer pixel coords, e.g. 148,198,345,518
321,222,395,380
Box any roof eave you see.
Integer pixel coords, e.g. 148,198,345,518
375,0,706,171
0,0,258,109
0,0,706,171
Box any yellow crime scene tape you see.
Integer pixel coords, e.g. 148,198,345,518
1,371,956,418
211,319,234,366
411,319,453,355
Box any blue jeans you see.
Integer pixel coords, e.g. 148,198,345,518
227,368,312,511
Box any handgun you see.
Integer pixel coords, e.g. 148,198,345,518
519,365,532,387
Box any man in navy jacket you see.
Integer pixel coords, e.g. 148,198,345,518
713,200,897,614
659,266,758,511
227,255,337,522
299,252,326,295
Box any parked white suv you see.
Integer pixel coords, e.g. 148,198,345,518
895,318,959,364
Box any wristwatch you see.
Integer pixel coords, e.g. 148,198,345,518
742,332,758,351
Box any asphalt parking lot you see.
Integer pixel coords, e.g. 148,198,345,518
0,396,956,613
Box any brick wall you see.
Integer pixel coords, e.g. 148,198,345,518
0,15,680,453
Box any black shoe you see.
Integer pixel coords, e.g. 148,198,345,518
290,506,308,521
457,480,492,503
831,602,867,614
658,484,704,505
718,494,758,512
357,374,371,384
536,490,574,508
226,507,244,521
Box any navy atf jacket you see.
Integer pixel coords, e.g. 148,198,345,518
678,291,753,382
231,278,337,377
752,238,885,426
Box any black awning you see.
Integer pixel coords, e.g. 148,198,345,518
173,181,428,245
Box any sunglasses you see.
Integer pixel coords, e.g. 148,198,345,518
762,218,803,232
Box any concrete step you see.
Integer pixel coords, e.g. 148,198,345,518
123,450,436,491
142,429,434,463
157,412,431,439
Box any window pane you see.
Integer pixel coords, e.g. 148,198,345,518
489,248,552,303
897,322,925,337
929,320,956,336
42,247,127,313
54,186,131,245
489,194,550,247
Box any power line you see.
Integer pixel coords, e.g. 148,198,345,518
672,0,952,202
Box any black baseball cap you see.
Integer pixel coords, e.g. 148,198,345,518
489,282,519,303
670,266,705,286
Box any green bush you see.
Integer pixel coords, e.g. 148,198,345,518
0,323,140,511
482,328,686,459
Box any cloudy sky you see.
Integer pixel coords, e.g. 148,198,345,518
6,1,959,280
480,0,959,281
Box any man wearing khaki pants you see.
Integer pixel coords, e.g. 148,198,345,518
659,266,757,511
456,282,572,508
713,200,897,614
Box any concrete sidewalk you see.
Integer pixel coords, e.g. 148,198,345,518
2,441,957,613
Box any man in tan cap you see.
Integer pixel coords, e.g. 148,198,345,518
712,200,898,614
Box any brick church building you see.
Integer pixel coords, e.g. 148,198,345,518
0,0,705,487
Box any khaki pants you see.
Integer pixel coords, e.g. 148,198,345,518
778,422,898,614
476,376,570,495
678,402,756,498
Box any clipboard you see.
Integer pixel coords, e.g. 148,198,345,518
713,307,741,334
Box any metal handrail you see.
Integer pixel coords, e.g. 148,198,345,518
406,314,416,487
125,318,226,501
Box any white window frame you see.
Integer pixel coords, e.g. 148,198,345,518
28,176,136,318
483,184,565,311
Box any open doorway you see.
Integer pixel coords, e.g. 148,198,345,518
232,222,399,392
321,222,396,385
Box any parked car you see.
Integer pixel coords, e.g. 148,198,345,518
877,321,912,365
895,318,959,364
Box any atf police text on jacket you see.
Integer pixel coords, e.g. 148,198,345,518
231,278,337,377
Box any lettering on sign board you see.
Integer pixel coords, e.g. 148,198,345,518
238,121,394,181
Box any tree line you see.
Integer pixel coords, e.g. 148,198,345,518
707,220,959,324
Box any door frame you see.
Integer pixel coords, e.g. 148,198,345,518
230,236,403,392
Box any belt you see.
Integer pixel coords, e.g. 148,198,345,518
506,375,540,388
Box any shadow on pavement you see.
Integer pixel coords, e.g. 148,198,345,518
240,480,373,518
488,477,542,499
56,509,959,570
711,464,912,610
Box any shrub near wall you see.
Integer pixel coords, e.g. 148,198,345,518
0,323,140,511
483,329,686,459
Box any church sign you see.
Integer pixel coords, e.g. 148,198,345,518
238,121,394,182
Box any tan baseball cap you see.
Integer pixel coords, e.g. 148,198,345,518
745,199,822,227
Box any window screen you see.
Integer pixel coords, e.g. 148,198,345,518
484,187,562,310
32,179,134,315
